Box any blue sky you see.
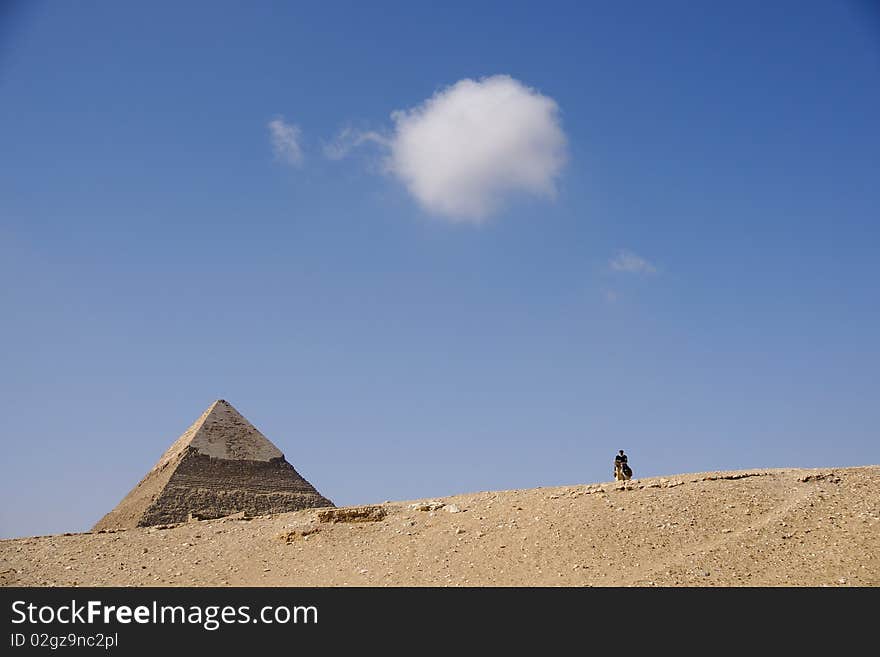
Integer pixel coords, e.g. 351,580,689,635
1,1,878,538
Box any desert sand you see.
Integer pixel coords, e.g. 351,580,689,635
2,466,877,587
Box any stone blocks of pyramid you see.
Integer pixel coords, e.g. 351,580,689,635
93,400,333,530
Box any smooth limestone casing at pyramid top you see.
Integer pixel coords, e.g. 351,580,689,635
93,400,333,531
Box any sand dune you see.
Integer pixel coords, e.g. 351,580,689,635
2,466,877,587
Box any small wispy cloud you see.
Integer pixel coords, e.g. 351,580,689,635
323,126,388,160
610,250,657,275
385,74,568,222
268,116,304,166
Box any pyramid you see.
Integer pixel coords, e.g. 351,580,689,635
93,400,333,530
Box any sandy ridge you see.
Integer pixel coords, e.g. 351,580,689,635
2,466,877,587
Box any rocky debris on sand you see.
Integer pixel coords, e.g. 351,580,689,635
316,505,387,523
277,527,321,544
410,500,446,512
700,472,767,482
146,523,182,533
220,511,249,521
798,472,841,484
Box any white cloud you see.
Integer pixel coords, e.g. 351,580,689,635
610,250,658,275
385,75,567,222
323,126,388,160
268,117,304,166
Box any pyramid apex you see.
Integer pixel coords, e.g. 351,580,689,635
205,399,234,414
